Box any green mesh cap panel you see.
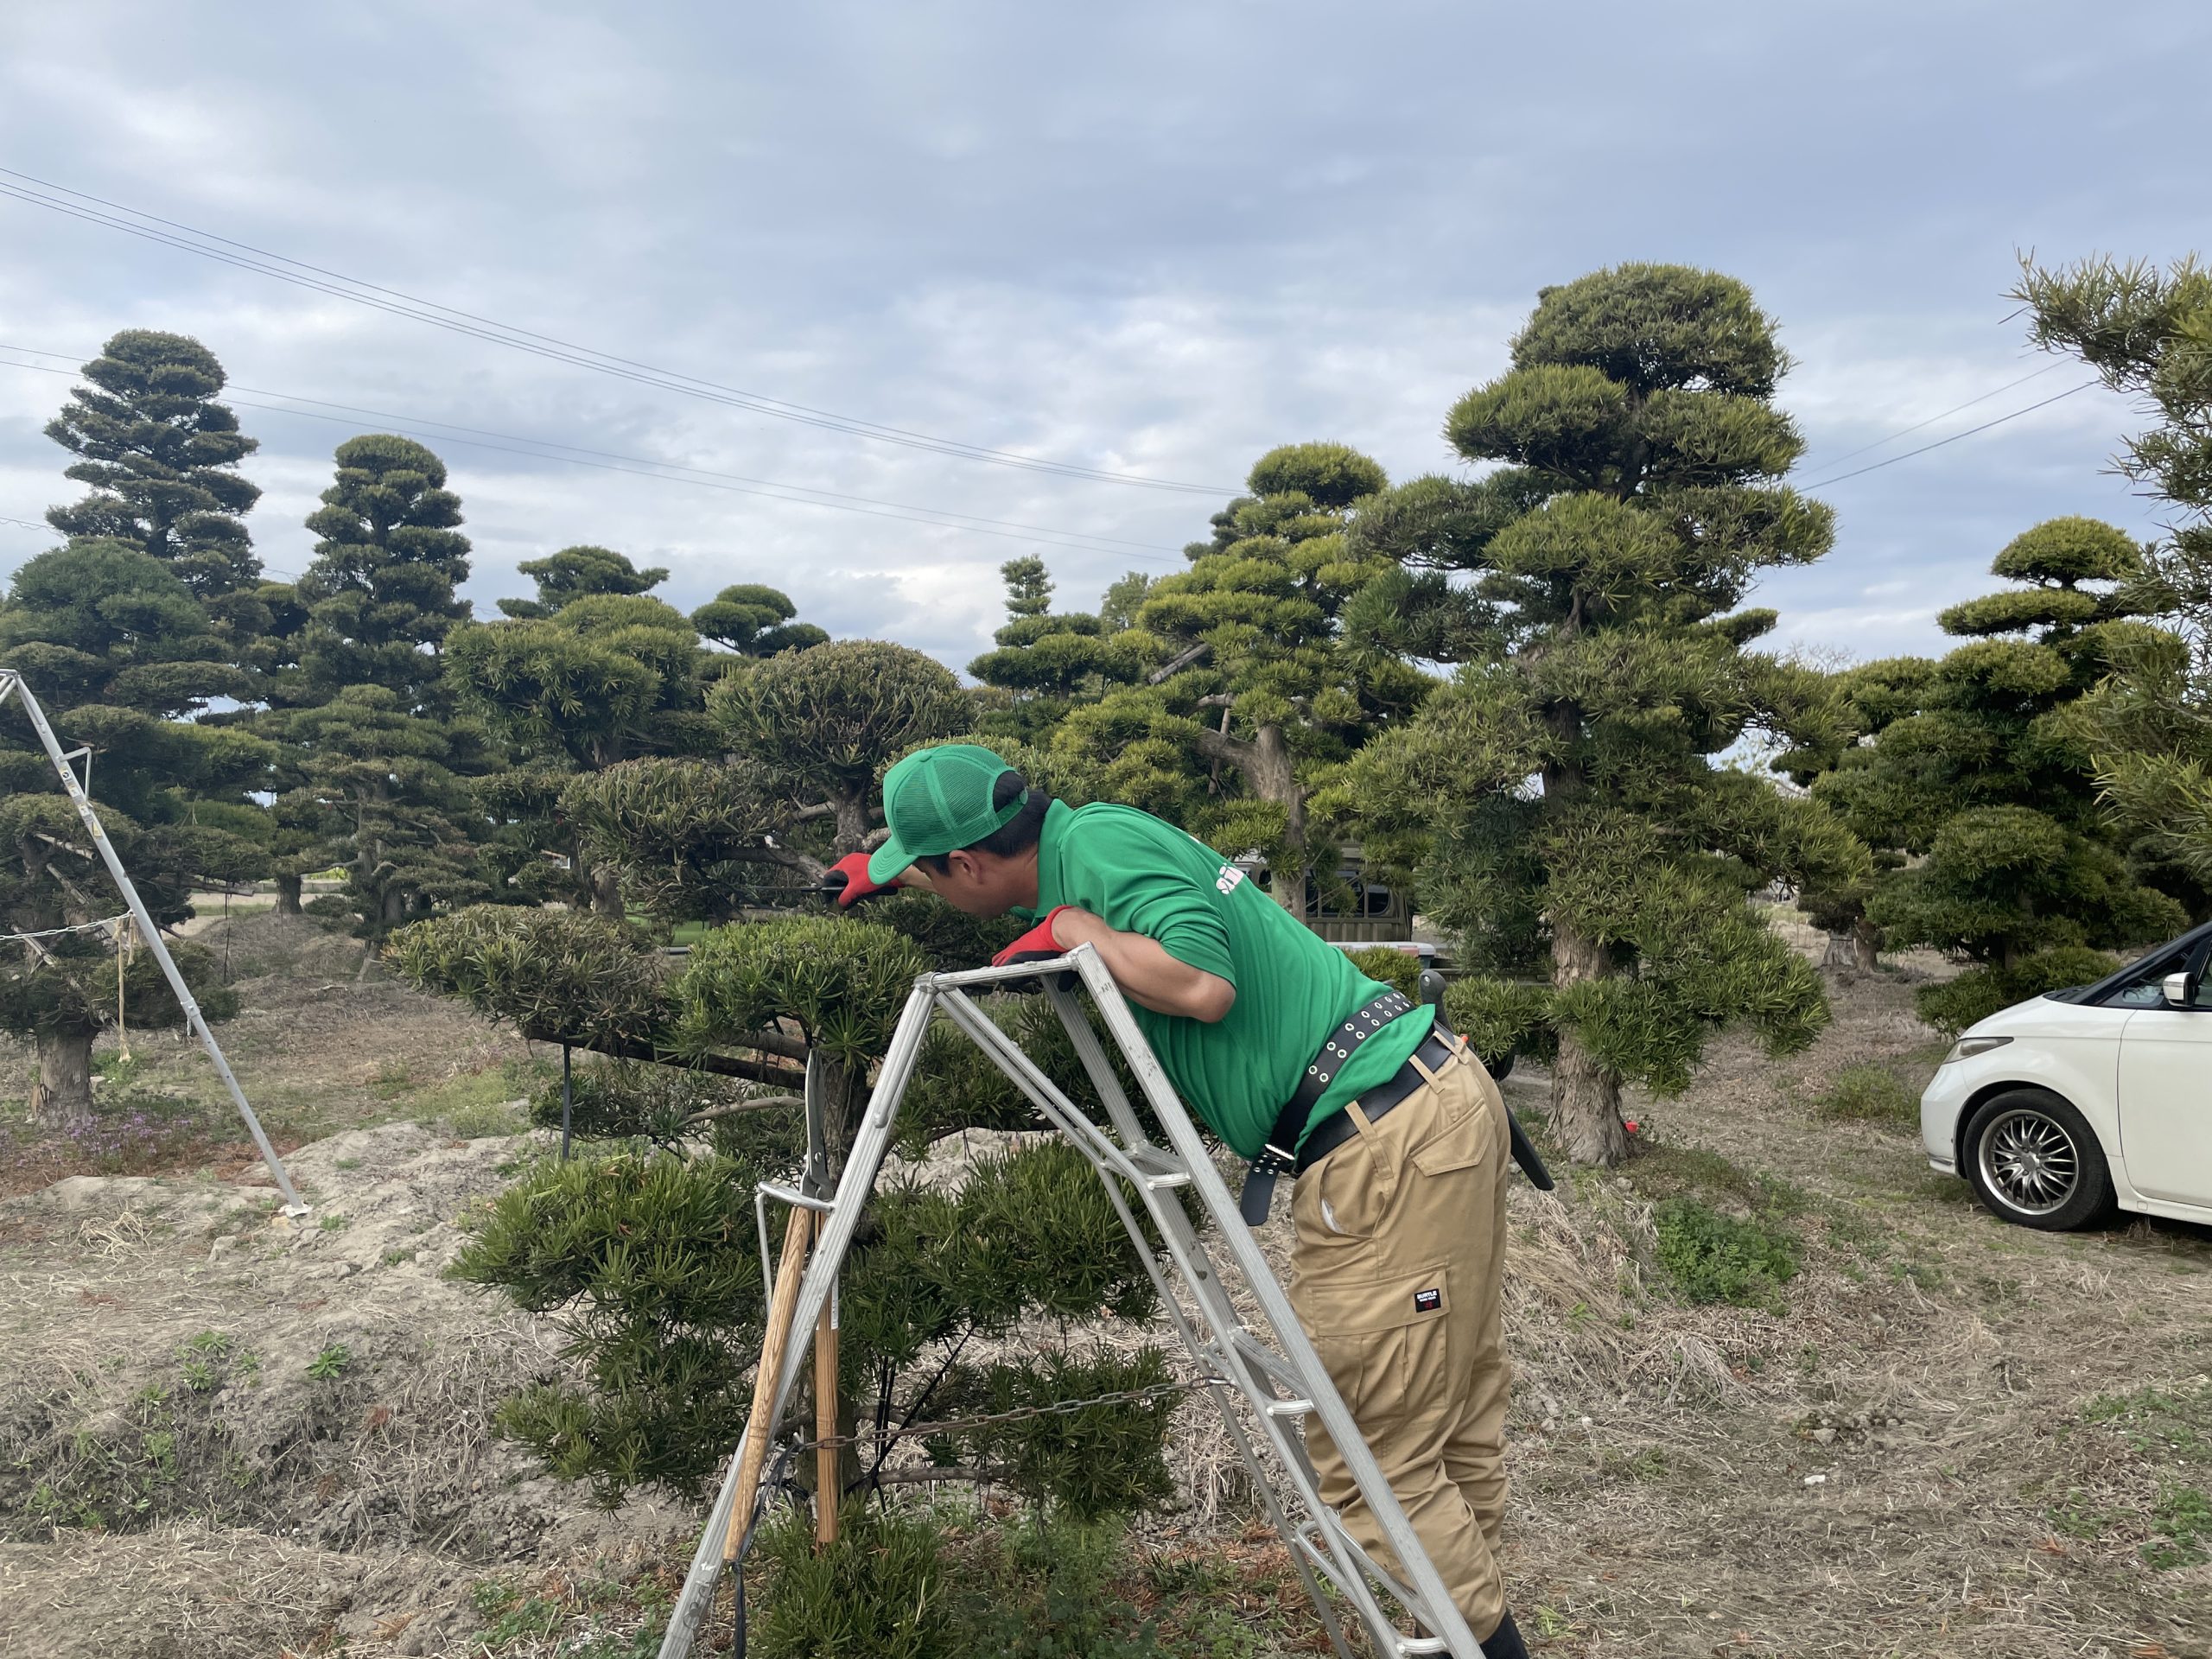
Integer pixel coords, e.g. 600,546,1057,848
868,744,1026,881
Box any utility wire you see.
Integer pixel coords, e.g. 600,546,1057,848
1799,379,2100,490
1807,360,2068,470
0,352,1184,563
0,168,1235,496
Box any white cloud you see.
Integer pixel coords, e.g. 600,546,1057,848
2,0,2207,677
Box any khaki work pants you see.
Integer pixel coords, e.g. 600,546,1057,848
1287,1036,1513,1642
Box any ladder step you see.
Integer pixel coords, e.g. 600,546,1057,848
1228,1328,1309,1395
1293,1522,1452,1653
1122,1144,1192,1188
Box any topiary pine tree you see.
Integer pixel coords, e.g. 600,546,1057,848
446,588,720,913
253,435,500,931
1346,265,1866,1166
42,332,270,654
285,434,474,710
494,544,670,620
2014,256,2212,899
1053,442,1428,916
0,538,257,1128
968,557,1146,743
709,638,969,850
690,582,827,659
1809,517,2189,1032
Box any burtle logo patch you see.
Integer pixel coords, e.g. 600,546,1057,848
1413,1287,1442,1313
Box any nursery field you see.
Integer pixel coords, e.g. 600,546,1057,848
0,913,2206,1658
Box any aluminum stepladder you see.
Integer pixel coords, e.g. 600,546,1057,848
658,943,1485,1659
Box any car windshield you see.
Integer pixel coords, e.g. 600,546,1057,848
2098,943,2207,1008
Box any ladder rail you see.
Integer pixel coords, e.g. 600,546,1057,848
997,992,1359,1658
658,981,939,1657
659,947,1487,1659
1019,967,1464,1654
0,670,308,1214
1065,946,1486,1658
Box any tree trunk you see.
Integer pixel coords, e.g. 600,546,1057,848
590,862,624,918
1206,721,1306,918
828,785,871,856
1549,920,1630,1166
1852,918,1881,973
274,874,303,917
29,1028,95,1135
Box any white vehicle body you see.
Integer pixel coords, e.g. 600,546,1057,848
1922,923,2212,1228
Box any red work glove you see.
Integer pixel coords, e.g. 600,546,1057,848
992,906,1074,967
822,851,893,907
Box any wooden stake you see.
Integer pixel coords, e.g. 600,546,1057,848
721,1205,814,1566
814,1290,838,1548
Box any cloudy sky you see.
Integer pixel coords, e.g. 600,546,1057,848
2,1,2206,672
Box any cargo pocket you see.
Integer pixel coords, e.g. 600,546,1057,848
1307,1263,1457,1459
1408,1058,1490,1178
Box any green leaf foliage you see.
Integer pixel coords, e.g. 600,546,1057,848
1348,265,1858,1160
387,906,675,1052
42,330,265,614
1652,1198,1799,1307
1809,512,2187,967
677,915,926,1068
2014,257,2212,906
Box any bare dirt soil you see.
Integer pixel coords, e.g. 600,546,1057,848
1,917,2207,1657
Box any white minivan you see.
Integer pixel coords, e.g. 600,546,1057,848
1922,924,2212,1231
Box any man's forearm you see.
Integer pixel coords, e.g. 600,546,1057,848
1052,908,1235,1022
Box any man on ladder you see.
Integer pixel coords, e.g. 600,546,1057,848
830,742,1530,1659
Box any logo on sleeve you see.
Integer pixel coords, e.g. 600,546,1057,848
1413,1287,1442,1313
1215,864,1245,895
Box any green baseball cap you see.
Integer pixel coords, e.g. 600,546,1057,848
868,744,1027,884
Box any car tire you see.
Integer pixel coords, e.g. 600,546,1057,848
1961,1089,2114,1231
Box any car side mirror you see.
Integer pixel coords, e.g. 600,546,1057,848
2162,970,2196,1007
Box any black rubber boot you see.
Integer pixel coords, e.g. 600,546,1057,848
1479,1608,1530,1658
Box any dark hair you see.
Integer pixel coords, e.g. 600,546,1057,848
917,769,1050,874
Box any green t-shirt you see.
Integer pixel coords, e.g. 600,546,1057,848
1020,800,1432,1160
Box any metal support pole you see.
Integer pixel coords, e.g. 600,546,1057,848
560,1043,574,1161
0,671,308,1215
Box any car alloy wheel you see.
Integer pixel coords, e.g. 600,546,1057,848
1976,1105,2080,1217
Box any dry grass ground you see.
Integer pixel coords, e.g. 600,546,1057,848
0,916,2206,1656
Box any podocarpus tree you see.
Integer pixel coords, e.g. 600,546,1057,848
495,544,668,620
287,435,474,709
969,556,1146,742
42,332,273,655
691,582,828,660
446,586,717,912
1348,265,1866,1166
709,638,969,851
0,539,256,1127
1809,518,2189,1032
1054,443,1429,914
2014,256,2212,896
257,435,494,927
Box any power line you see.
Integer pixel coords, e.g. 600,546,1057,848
0,167,1235,497
1799,379,2101,490
0,514,51,532
0,351,1185,563
1807,360,2068,470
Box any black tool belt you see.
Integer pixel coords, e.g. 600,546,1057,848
1239,989,1415,1224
